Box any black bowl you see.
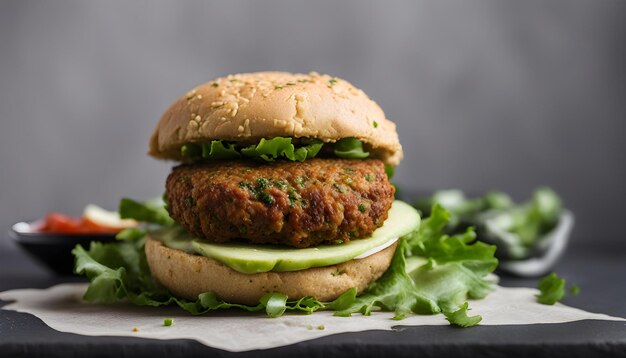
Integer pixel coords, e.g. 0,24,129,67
496,210,575,277
9,221,117,275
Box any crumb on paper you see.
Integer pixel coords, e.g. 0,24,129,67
317,325,325,330
164,318,174,327
132,327,139,332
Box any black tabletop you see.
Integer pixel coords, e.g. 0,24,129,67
1,239,625,358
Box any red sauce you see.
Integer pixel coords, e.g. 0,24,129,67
38,213,122,234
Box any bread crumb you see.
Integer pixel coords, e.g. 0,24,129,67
132,327,139,332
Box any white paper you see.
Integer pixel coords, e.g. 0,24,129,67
0,283,623,352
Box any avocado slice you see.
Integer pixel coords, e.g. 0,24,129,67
187,200,420,273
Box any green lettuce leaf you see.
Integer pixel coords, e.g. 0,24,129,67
414,190,513,229
241,137,323,162
202,141,240,160
74,199,497,325
115,227,147,241
119,198,174,226
443,302,482,327
181,137,323,162
72,239,358,317
335,240,438,320
415,188,564,259
182,137,374,162
536,272,566,305
336,204,497,320
506,188,562,246
333,137,370,159
384,164,395,179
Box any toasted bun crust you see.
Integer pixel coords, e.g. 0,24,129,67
145,237,396,305
149,72,402,166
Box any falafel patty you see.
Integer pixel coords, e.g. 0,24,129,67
166,158,395,248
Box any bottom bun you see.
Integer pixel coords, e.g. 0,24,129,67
145,237,397,305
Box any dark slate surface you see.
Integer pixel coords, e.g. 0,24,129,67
1,239,625,358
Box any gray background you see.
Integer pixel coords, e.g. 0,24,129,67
1,0,625,251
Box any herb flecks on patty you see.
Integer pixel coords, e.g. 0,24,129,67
166,158,394,248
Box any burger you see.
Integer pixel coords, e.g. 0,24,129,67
143,71,421,305
74,71,497,325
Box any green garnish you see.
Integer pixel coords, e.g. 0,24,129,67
358,203,367,212
295,176,307,187
333,138,370,159
181,137,375,162
373,121,378,128
384,165,395,179
336,204,497,320
273,180,288,190
240,179,276,205
257,192,274,206
181,144,202,158
328,78,338,86
211,82,219,88
163,318,173,326
536,272,566,305
570,285,580,296
443,302,482,327
317,325,325,330
256,177,269,190
119,198,174,226
74,199,498,327
202,141,240,160
182,137,322,163
414,188,563,259
116,227,147,241
239,182,254,191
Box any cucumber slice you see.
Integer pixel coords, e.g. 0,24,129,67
190,200,420,273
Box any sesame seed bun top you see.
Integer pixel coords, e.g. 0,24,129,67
149,71,403,166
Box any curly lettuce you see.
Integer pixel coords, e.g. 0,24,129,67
180,136,376,162
73,199,498,326
181,137,324,162
333,137,370,159
336,204,497,319
73,240,356,316
415,188,564,259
